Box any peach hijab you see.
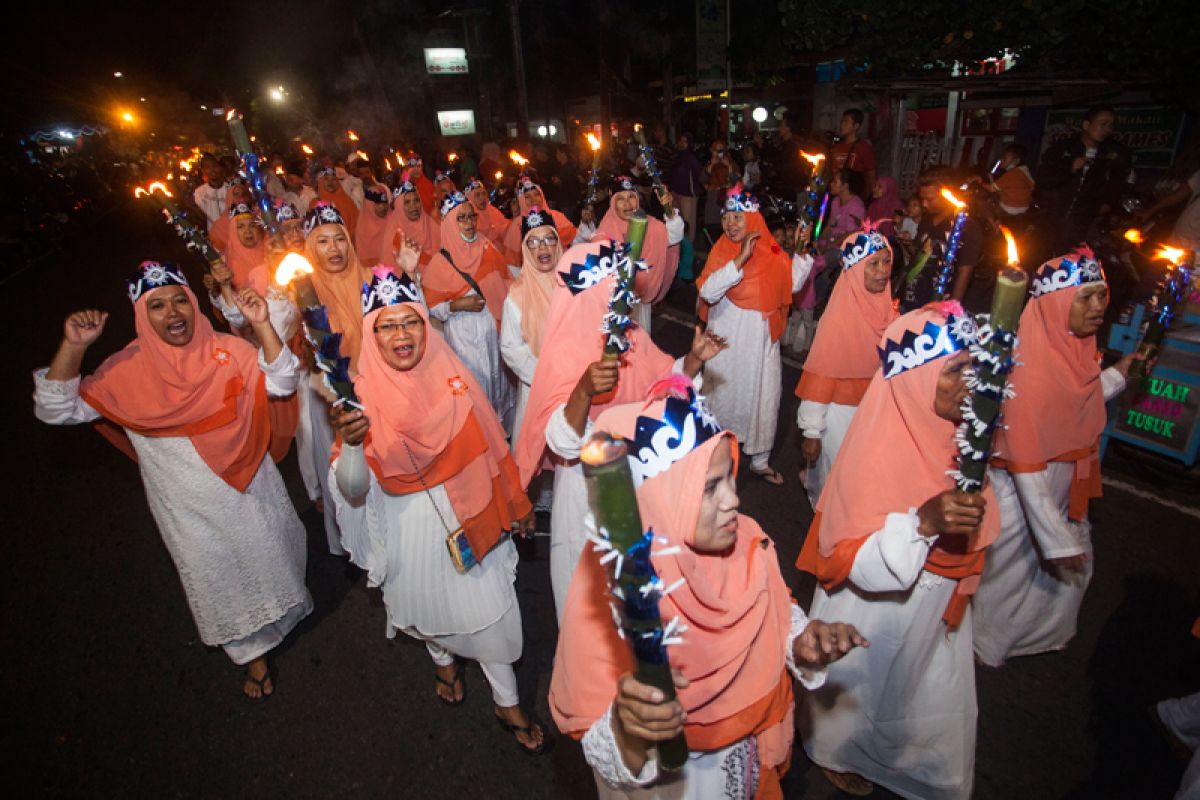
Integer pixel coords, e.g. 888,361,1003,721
80,284,271,491
304,217,370,371
595,192,679,305
378,182,441,265
995,250,1108,519
550,393,796,796
223,206,267,289
507,208,563,357
354,181,392,268
512,240,677,487
352,299,530,558
502,180,577,263
697,206,793,342
796,226,897,405
797,302,1000,629
421,197,512,329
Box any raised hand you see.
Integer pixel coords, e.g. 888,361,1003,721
234,288,270,327
394,234,421,276
63,310,108,348
689,325,728,362
735,231,760,267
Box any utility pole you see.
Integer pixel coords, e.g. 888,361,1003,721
508,0,530,139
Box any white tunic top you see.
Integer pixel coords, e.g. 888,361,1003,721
499,296,538,445
32,349,310,650
430,296,516,429
797,400,858,511
800,510,977,800
699,254,813,456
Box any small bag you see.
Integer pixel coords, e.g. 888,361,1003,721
403,440,485,574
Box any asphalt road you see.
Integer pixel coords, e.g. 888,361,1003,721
5,206,1198,799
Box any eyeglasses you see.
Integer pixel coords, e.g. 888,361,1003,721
373,318,425,336
525,233,559,249
456,211,479,223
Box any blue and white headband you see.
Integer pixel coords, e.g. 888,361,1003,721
521,207,554,238
126,260,188,304
316,165,337,178
722,188,759,214
464,178,484,193
303,202,345,237
611,175,637,194
228,202,256,219
878,307,979,379
1029,247,1106,298
361,267,422,315
275,201,300,222
440,191,468,218
628,387,722,487
841,228,890,270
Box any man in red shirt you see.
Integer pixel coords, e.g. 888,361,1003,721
830,108,876,198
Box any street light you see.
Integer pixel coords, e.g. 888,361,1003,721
121,111,135,123
269,86,285,103
113,71,123,78
752,106,768,123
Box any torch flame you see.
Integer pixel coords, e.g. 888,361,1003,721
147,181,173,198
354,150,369,162
447,152,458,162
799,150,824,168
133,187,147,198
509,150,529,166
274,252,315,285
940,188,967,210
1124,228,1144,245
301,144,314,155
226,108,237,121
275,166,285,175
179,160,191,171
586,132,601,152
634,123,643,133
1000,226,1019,266
384,157,393,171
1154,246,1186,266
347,130,359,141
494,170,503,180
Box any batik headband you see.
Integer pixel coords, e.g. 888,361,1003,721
878,302,979,379
361,266,422,315
126,260,188,304
841,224,890,270
1029,246,1106,298
303,201,345,236
521,206,555,238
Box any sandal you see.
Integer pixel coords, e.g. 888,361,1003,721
243,665,274,700
820,767,873,796
749,466,785,486
434,662,466,706
495,711,554,756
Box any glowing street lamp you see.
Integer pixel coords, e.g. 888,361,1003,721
269,86,285,103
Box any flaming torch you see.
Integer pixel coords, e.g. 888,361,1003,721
800,151,828,248
274,253,360,407
1123,228,1145,246
952,227,1027,494
301,144,314,156
134,181,220,267
934,188,970,299
347,129,359,142
1128,246,1194,384
586,132,602,209
509,150,530,170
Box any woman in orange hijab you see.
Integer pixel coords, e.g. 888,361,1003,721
973,248,1135,667
328,267,547,755
465,177,509,249
355,180,393,269
795,223,897,508
796,301,998,799
551,385,864,798
513,239,726,620
315,165,360,239
34,262,310,700
502,177,578,264
207,179,250,253
378,174,441,266
697,188,814,485
594,175,685,334
423,191,517,427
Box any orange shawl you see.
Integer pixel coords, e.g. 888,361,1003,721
352,302,530,558
697,212,793,342
796,303,1000,629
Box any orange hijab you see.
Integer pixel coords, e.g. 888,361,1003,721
317,180,360,239
508,215,563,357
697,211,793,341
503,182,577,263
80,286,272,491
304,222,370,371
352,301,530,558
596,200,679,305
995,259,1107,519
354,182,392,268
223,209,268,289
797,303,1000,629
796,229,897,405
379,194,441,265
512,240,677,487
550,398,795,796
474,199,509,247
422,204,512,329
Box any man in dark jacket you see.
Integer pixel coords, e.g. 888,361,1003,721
668,132,704,244
1036,105,1132,250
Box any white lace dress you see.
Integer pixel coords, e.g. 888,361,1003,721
798,510,977,800
32,349,312,665
698,254,812,460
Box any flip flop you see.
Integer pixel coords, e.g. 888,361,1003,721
243,666,274,701
434,662,465,706
750,466,785,486
495,711,554,756
821,767,873,796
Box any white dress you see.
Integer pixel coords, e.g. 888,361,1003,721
329,445,522,665
798,511,977,800
973,367,1125,667
699,254,813,459
797,400,858,511
32,350,313,665
430,296,516,430
582,604,826,799
544,358,695,622
499,296,538,445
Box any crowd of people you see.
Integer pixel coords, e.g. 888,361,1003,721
31,101,1200,799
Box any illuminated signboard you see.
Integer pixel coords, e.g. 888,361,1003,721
425,48,468,75
437,110,476,137
1115,376,1199,456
